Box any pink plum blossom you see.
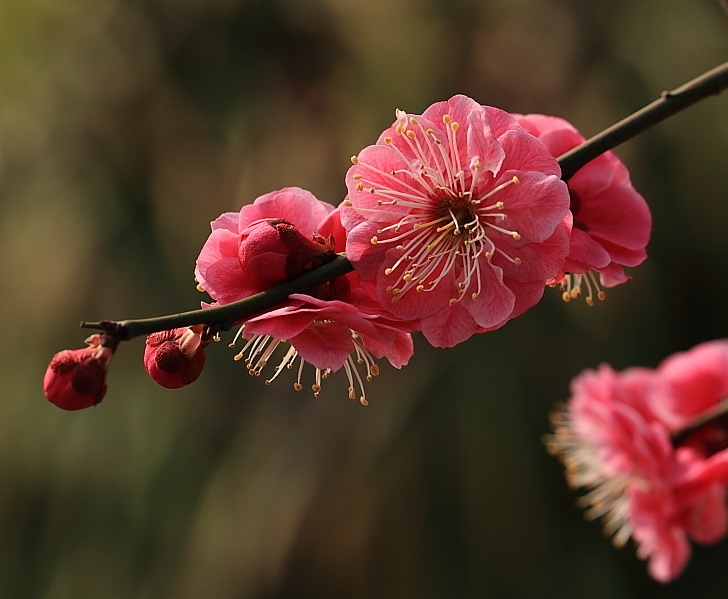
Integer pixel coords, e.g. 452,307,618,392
196,189,413,404
341,95,571,348
547,342,728,582
43,334,118,410
144,325,209,389
195,187,337,304
516,113,652,305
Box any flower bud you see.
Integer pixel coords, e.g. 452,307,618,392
144,325,207,389
238,218,335,286
43,334,117,410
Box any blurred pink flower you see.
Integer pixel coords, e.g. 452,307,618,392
516,113,651,305
144,325,208,389
43,334,117,410
196,189,413,404
548,342,728,582
342,95,571,348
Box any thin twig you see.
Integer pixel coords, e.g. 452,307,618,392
672,399,728,447
558,60,728,179
81,254,354,340
80,61,728,341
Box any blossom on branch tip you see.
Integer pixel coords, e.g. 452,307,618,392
516,113,652,305
196,190,414,404
547,341,728,582
144,325,209,389
341,95,571,348
43,334,118,410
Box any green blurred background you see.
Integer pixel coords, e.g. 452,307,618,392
3,0,728,597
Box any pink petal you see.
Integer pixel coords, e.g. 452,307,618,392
497,128,562,178
494,170,570,242
465,261,516,328
467,109,505,176
578,183,651,250
419,303,481,348
244,304,317,340
484,105,525,139
210,211,241,234
357,327,414,368
199,257,253,304
289,321,357,371
563,228,613,273
684,483,728,544
239,187,335,236
496,224,570,284
195,227,241,284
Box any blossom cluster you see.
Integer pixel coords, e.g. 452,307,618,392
42,91,728,584
43,94,650,407
547,340,728,582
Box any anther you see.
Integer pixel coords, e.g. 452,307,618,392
351,155,359,164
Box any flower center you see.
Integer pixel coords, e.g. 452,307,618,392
347,112,524,305
376,178,522,305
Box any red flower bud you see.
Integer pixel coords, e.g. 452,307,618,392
43,334,116,410
238,218,335,287
144,325,207,389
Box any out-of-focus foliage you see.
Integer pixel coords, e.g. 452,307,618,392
3,0,728,597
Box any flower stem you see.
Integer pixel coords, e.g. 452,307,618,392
80,61,728,341
81,254,354,340
671,399,728,448
558,60,728,180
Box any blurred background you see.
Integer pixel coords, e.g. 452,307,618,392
3,0,728,597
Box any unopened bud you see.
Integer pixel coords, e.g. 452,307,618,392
43,334,117,410
238,219,335,286
144,325,207,389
